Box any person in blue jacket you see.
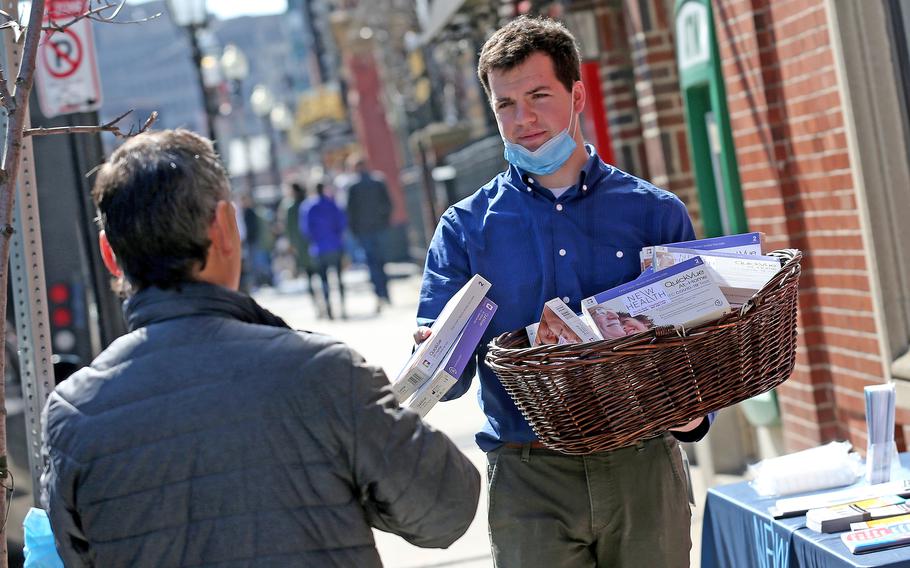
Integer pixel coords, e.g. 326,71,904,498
415,16,712,568
300,181,347,320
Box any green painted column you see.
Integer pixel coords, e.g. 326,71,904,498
675,0,748,238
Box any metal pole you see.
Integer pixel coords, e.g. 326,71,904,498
186,24,217,143
1,0,55,503
264,117,281,188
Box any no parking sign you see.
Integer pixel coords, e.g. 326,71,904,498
35,0,102,117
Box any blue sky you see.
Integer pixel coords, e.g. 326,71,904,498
128,0,288,20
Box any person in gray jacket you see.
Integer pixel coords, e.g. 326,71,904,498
39,129,481,567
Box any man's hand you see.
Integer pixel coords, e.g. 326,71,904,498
414,327,432,345
669,417,705,433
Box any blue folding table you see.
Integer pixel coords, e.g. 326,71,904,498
702,454,910,568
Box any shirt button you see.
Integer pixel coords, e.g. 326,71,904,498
528,177,535,184
563,296,570,303
559,249,566,256
616,250,624,258
556,203,564,211
527,187,532,193
582,184,588,192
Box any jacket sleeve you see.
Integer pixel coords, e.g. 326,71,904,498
417,208,477,400
377,179,393,225
40,396,94,567
298,202,310,239
344,348,480,548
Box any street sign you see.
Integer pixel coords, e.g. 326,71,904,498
35,0,102,117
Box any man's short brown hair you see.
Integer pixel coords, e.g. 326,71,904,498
477,16,581,99
92,129,229,292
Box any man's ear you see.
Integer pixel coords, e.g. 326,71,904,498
209,200,239,256
98,231,123,278
572,80,586,114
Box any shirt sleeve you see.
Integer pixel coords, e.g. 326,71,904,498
670,412,715,443
416,208,477,400
660,195,696,243
346,347,481,548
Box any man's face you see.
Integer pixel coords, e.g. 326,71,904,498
227,201,243,290
487,52,579,152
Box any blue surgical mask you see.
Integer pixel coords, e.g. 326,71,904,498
502,98,579,175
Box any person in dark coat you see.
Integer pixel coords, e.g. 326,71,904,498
345,154,392,311
39,129,481,567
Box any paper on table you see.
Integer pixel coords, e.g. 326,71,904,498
866,383,897,485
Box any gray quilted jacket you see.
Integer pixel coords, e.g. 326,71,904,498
40,283,480,567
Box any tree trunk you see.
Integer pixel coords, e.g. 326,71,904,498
0,1,48,565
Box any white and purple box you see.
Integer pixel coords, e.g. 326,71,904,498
407,298,498,418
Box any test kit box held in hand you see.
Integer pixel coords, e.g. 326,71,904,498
392,274,491,403
407,299,497,417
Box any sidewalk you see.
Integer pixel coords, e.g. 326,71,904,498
255,270,748,567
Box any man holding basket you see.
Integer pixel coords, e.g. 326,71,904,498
416,16,711,567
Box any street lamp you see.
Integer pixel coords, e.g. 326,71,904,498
250,84,282,188
220,44,254,193
165,0,217,142
270,104,293,132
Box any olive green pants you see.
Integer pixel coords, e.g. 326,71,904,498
486,434,691,568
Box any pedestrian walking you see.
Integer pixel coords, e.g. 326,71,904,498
300,182,347,320
345,154,392,312
40,129,481,567
283,181,323,315
415,17,711,568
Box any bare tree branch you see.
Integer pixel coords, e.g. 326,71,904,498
24,110,158,138
42,1,160,33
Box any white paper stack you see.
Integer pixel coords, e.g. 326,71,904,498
866,383,897,485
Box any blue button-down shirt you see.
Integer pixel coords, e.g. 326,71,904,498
418,146,712,451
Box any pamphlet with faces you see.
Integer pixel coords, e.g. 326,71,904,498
581,256,732,338
533,297,599,346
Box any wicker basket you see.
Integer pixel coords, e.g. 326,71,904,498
485,249,802,455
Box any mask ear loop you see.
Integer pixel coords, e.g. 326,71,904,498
568,86,580,138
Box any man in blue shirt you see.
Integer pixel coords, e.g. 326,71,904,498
416,16,710,567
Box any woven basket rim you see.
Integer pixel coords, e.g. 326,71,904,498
487,248,802,360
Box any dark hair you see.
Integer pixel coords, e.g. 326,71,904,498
477,15,581,99
290,182,305,199
617,312,654,326
92,129,229,292
346,152,366,171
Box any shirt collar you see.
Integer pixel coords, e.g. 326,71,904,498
504,144,612,199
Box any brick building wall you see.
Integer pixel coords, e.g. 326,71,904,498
622,0,701,231
712,0,895,451
589,0,651,178
577,0,702,232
